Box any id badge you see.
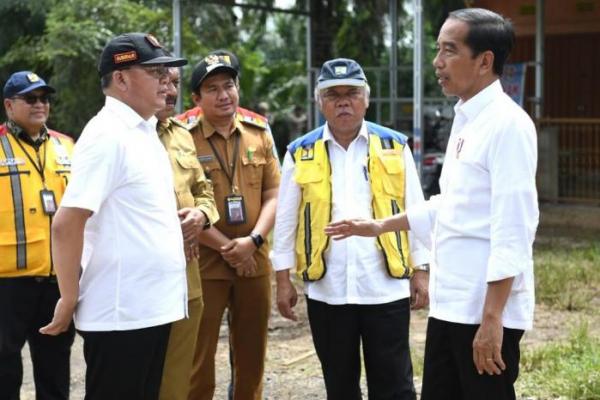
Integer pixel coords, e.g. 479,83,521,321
225,194,246,225
40,189,57,215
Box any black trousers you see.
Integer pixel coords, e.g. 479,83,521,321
421,317,524,400
79,323,171,400
0,277,75,400
307,297,416,400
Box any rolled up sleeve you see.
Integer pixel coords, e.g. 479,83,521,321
486,121,539,283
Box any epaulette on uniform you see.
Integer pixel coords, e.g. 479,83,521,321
48,129,73,143
169,117,191,131
176,107,204,129
238,107,268,130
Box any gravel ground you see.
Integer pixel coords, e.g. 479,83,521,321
20,282,599,399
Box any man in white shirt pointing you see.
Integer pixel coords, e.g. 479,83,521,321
326,8,539,400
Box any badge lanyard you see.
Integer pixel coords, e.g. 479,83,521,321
14,137,57,215
207,132,247,225
14,137,47,184
207,132,241,194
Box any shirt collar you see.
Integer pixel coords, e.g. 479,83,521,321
104,96,158,132
201,114,239,139
454,79,503,122
323,120,368,145
6,119,48,148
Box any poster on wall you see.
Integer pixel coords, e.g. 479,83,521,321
501,63,527,107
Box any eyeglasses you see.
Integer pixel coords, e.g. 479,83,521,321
12,94,51,105
121,65,169,79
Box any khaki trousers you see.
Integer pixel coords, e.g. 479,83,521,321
159,296,204,400
188,275,271,400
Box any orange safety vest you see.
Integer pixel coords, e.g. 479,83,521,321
0,124,73,277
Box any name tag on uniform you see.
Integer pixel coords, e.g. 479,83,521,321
0,157,25,167
55,156,71,166
40,189,57,215
197,155,214,163
225,194,246,225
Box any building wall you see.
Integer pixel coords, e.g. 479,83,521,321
475,0,600,36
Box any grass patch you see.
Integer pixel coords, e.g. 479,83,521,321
534,241,600,310
517,323,600,400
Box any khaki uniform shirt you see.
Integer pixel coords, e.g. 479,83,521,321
190,113,281,280
158,117,219,298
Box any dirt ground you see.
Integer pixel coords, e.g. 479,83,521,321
20,227,600,399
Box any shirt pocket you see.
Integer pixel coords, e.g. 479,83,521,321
174,154,198,208
241,154,266,189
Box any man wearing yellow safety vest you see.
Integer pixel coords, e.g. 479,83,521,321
272,58,430,400
0,71,75,399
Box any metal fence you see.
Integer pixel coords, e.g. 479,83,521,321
538,118,600,204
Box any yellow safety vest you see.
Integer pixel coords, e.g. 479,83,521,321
289,122,413,282
0,125,73,277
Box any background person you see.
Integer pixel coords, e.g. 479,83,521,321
0,70,75,400
182,50,280,400
325,9,539,400
156,65,219,400
272,58,430,400
40,33,189,400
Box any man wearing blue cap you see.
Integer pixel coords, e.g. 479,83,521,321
40,33,189,400
0,71,75,399
272,58,429,399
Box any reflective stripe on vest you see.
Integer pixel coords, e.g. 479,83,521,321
0,135,27,269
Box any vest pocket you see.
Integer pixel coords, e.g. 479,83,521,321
378,156,405,196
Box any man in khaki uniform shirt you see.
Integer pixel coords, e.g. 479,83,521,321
182,50,280,400
156,66,219,400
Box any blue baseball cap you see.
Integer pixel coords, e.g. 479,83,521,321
316,58,367,90
3,71,55,99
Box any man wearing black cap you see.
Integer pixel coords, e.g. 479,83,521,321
40,33,189,400
272,58,429,400
181,50,280,400
0,70,75,400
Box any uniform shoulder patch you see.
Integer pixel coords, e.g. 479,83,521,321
169,117,191,131
176,107,204,129
48,129,74,143
238,107,268,130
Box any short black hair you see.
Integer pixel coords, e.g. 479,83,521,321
449,8,515,76
100,72,113,89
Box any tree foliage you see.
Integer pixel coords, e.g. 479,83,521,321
0,0,465,137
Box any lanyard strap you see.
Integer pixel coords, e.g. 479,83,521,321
14,138,47,183
207,132,240,193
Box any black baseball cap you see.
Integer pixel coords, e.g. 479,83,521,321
98,32,187,76
190,50,240,92
3,71,55,99
317,58,368,90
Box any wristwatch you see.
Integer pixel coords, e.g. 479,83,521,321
414,264,430,272
249,232,264,249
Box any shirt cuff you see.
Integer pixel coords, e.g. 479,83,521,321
406,203,433,250
486,250,529,283
410,247,430,267
270,251,296,272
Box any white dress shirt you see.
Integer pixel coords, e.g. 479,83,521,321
271,121,429,305
61,96,187,331
407,80,539,330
